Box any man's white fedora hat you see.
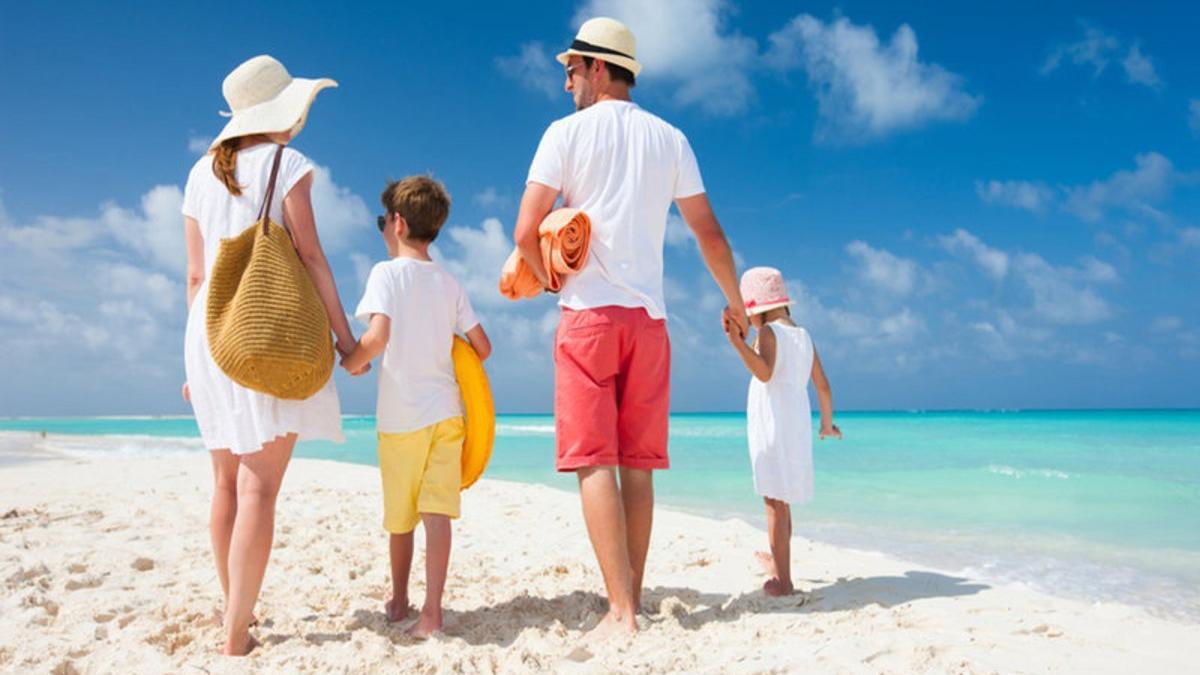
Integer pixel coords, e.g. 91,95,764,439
209,55,337,151
556,17,642,78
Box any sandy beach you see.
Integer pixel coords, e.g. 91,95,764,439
1,431,1196,674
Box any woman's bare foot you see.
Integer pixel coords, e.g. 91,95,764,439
222,632,259,657
212,608,259,628
762,577,794,597
385,597,411,623
754,550,777,577
586,609,638,642
406,608,442,639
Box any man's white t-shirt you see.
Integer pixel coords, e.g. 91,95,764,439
355,258,480,433
527,100,705,319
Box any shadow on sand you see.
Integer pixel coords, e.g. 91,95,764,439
336,570,988,646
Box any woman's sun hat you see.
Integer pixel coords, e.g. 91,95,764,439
740,267,793,316
556,17,642,78
208,55,337,151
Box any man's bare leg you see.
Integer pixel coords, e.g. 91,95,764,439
618,467,653,612
577,466,638,636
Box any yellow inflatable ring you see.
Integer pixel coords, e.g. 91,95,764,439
452,336,495,490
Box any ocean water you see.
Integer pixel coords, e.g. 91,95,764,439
2,410,1198,620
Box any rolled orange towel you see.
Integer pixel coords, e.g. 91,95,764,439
499,208,591,300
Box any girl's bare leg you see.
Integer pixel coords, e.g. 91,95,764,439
763,497,794,596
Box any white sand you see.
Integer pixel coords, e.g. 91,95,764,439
1,431,1197,674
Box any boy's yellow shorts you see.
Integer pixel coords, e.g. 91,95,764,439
377,416,464,534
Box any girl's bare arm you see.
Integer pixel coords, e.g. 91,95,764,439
811,346,841,438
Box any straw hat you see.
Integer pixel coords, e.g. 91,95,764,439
208,55,337,151
740,267,793,316
556,17,642,78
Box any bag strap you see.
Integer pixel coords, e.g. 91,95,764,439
256,145,286,236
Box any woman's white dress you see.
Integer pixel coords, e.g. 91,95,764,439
747,322,814,504
182,144,344,454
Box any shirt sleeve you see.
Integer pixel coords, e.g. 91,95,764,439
455,283,480,335
181,164,201,219
354,263,393,325
280,147,316,198
673,131,706,199
526,122,565,190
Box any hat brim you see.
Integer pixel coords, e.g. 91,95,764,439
746,300,792,317
556,48,642,78
209,77,337,151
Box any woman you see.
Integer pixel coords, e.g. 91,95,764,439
181,55,355,656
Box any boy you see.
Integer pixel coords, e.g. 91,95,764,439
342,176,491,638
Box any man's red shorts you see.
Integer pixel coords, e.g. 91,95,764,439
553,306,670,472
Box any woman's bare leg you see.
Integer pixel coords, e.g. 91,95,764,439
223,433,295,656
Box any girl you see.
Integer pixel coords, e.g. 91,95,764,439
723,266,841,596
181,55,355,655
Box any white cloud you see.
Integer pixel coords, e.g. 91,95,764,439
664,213,692,249
1151,316,1182,333
100,263,181,314
938,229,1008,281
104,184,186,274
1062,152,1177,223
846,240,919,296
1014,253,1112,325
766,14,980,140
434,217,515,309
473,186,511,212
573,0,758,116
495,42,562,100
1042,24,1162,90
187,135,212,155
975,179,1055,213
1190,100,1200,136
309,164,372,253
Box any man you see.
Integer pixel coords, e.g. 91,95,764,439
513,16,747,637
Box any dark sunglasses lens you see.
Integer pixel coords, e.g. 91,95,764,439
377,215,386,232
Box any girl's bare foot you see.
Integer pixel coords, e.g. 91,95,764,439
385,597,411,623
222,632,259,657
754,550,777,577
762,577,794,597
406,608,442,639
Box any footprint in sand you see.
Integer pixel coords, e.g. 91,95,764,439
65,575,103,591
131,557,154,572
67,563,87,574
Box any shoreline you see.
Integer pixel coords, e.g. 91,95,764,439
1,433,1198,672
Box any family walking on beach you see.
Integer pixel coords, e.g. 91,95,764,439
180,17,839,656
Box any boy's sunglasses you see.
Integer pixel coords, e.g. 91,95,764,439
376,214,388,232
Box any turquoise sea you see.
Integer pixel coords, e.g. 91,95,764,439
2,410,1198,620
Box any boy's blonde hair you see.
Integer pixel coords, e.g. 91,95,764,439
380,175,451,243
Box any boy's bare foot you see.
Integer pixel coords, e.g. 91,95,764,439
754,550,777,577
385,597,411,623
406,609,442,639
762,577,794,597
222,633,259,657
585,610,638,642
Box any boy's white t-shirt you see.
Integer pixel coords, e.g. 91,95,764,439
355,258,480,433
526,100,705,320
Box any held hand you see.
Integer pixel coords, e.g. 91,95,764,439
181,382,190,403
819,424,842,440
722,307,745,343
726,304,749,339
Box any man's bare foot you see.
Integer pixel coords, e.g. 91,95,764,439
222,632,259,657
385,597,411,623
406,609,442,639
586,609,638,642
762,577,794,597
754,550,777,577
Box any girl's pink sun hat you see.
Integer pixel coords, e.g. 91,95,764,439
740,266,792,316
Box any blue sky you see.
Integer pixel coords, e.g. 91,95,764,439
1,1,1197,416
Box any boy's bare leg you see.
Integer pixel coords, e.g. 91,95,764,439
577,466,638,637
762,497,794,596
618,467,654,612
407,514,450,638
387,532,414,622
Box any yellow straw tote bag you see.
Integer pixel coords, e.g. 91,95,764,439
206,145,334,400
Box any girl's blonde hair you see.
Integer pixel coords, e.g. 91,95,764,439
211,138,243,196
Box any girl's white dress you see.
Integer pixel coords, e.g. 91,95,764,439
182,144,344,455
747,322,814,504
